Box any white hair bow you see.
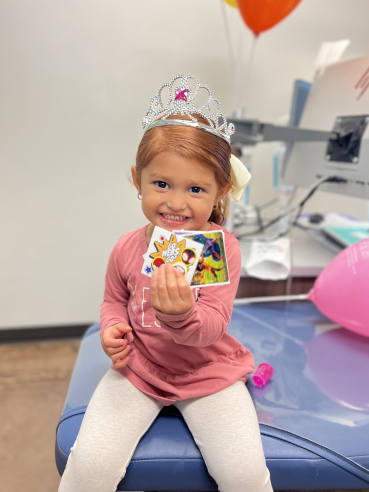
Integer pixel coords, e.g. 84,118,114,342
228,154,251,202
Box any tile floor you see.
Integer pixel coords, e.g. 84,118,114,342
0,338,80,492
0,337,367,492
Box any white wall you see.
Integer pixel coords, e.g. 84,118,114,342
1,0,369,328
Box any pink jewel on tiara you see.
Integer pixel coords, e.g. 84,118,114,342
142,75,236,142
175,88,189,102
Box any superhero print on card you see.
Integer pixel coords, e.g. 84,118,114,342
174,230,230,287
141,227,204,286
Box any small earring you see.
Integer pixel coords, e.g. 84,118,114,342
213,203,217,209
137,193,142,200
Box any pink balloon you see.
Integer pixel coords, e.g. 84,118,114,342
307,239,369,337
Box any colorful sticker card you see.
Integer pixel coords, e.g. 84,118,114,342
174,230,230,287
141,226,204,286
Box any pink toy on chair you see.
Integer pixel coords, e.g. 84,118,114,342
253,363,274,387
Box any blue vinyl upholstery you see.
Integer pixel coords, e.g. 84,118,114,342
55,302,369,490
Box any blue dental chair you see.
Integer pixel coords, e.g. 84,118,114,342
55,302,369,490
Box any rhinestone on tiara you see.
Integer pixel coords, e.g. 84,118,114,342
142,75,235,143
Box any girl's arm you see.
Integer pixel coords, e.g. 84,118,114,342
100,240,131,336
154,235,241,347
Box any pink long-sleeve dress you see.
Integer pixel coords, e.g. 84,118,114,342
100,222,255,406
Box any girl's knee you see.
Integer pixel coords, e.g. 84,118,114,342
59,440,128,492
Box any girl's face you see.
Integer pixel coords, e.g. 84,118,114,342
132,152,227,232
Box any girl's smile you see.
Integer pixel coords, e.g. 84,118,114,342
132,151,229,242
159,213,191,227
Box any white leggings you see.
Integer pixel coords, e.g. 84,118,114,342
58,369,273,492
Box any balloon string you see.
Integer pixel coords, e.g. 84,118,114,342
233,30,245,115
238,34,258,118
220,1,236,84
234,30,245,115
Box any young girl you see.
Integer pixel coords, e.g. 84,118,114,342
59,75,273,492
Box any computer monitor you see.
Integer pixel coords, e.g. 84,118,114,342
283,56,369,199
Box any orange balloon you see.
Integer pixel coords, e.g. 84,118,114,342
236,0,302,36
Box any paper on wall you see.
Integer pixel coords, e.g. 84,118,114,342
314,39,351,80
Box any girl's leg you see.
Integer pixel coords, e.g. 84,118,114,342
58,369,163,492
173,381,273,492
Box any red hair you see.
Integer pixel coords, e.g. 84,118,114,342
135,114,232,225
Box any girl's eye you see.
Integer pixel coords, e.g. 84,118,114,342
189,186,203,194
155,181,169,189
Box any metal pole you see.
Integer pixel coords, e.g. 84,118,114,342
234,293,309,305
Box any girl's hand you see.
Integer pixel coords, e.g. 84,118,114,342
151,263,193,315
101,323,132,369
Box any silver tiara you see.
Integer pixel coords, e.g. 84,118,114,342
142,75,235,143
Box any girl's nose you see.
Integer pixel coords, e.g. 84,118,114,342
166,192,187,212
